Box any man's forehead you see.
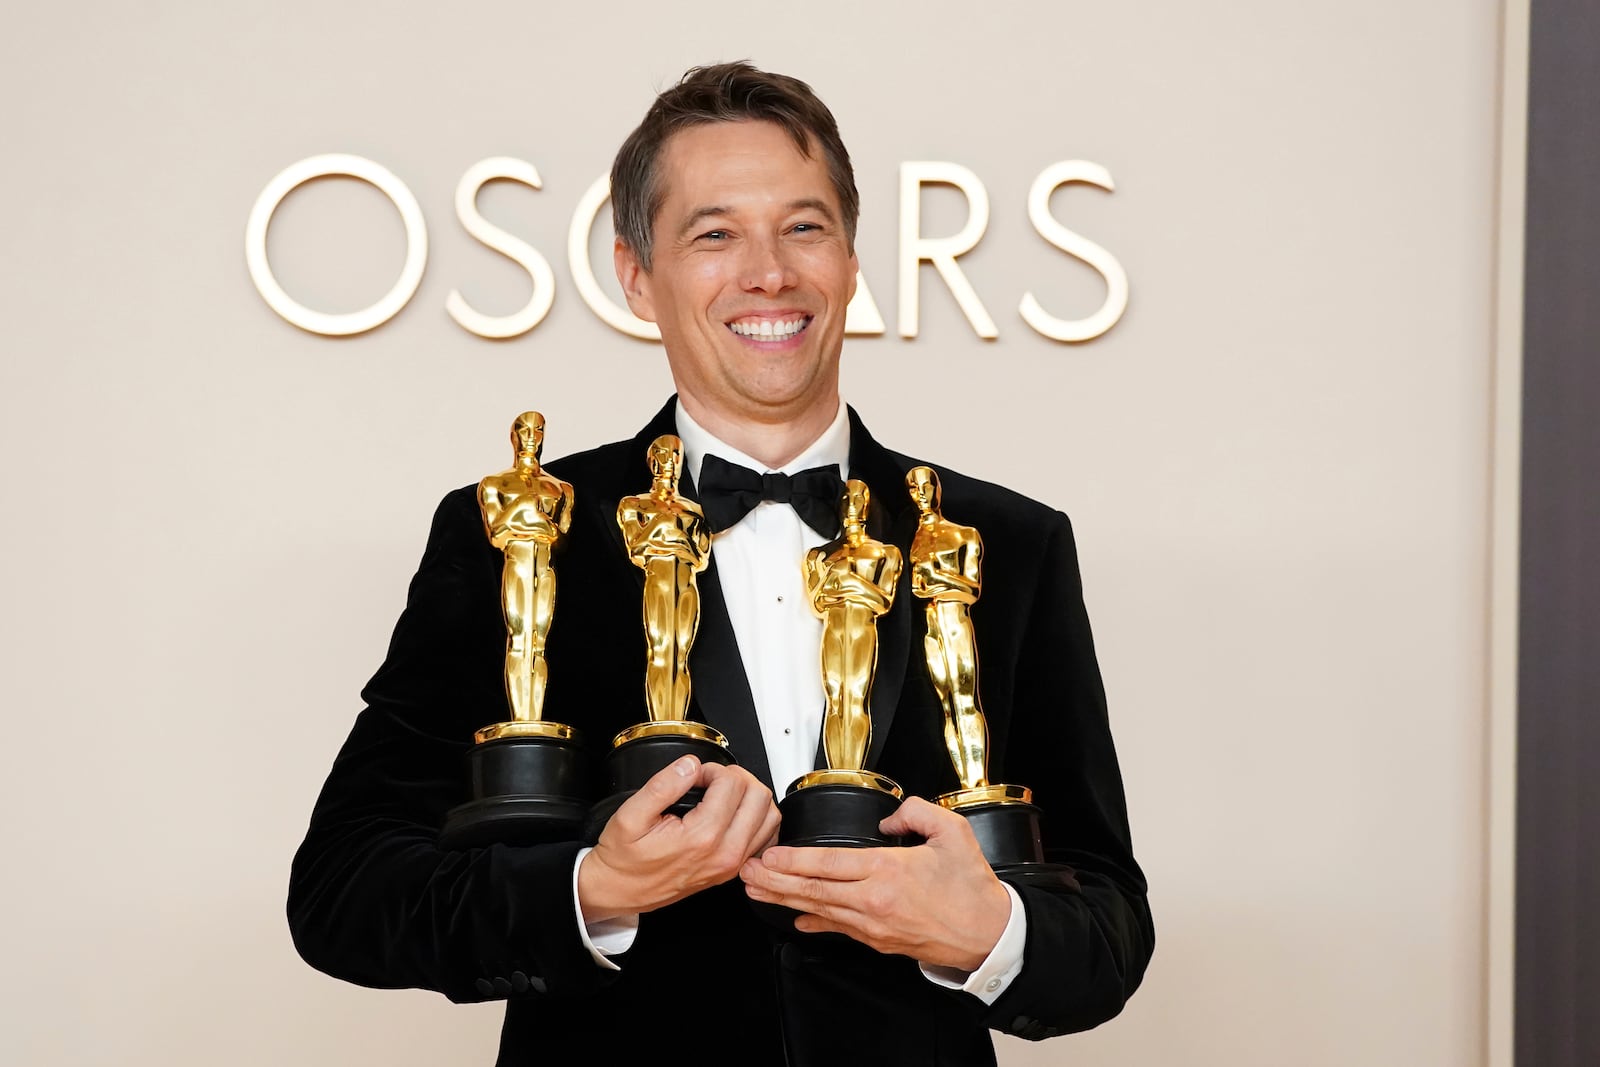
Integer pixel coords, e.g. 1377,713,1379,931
655,120,833,215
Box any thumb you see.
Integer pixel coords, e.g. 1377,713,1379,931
611,755,701,838
879,795,956,840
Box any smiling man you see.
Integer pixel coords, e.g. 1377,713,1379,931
289,63,1152,1066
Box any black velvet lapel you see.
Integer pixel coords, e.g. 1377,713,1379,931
843,407,918,774
688,555,774,791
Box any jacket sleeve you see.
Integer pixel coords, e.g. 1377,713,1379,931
980,510,1155,1038
286,489,617,1004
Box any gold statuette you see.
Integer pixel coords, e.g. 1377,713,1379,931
476,411,575,743
615,435,713,729
907,466,1031,809
595,435,731,825
795,479,903,795
438,411,588,849
905,466,1069,885
755,475,905,929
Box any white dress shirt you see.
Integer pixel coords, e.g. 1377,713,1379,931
572,399,1026,1006
676,398,847,794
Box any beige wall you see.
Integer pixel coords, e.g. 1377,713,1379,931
0,2,1504,1064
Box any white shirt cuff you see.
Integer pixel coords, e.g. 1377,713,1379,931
919,881,1027,1005
571,846,640,970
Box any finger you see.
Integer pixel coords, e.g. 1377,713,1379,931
722,777,779,859
608,755,701,839
791,913,904,958
740,863,870,911
680,762,754,832
879,795,959,839
760,845,881,882
692,758,734,789
754,806,782,854
792,914,861,940
744,875,871,934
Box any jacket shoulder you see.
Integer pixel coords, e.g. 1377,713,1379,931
542,436,647,495
876,444,1069,537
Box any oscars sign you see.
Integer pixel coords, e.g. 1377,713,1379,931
244,154,1129,344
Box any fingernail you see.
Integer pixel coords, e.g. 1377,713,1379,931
762,848,786,871
674,756,696,776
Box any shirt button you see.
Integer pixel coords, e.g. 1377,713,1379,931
776,595,784,602
985,978,1002,993
783,728,792,735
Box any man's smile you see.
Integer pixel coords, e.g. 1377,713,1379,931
726,313,814,346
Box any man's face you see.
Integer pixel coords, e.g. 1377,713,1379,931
615,120,858,432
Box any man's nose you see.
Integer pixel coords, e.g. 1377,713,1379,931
738,236,796,294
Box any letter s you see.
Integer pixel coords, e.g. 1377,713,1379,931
447,157,556,339
1019,161,1128,343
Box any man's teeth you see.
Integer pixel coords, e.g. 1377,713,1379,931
729,317,809,339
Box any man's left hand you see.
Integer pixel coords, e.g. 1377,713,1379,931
739,796,1011,972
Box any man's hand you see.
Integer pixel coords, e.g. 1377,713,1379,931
739,796,1011,971
578,756,779,923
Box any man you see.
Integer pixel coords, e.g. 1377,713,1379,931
289,63,1152,1065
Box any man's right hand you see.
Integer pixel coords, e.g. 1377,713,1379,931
577,756,779,923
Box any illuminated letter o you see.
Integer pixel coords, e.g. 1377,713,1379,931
568,174,661,341
245,154,428,336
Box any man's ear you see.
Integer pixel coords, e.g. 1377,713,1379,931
614,238,657,322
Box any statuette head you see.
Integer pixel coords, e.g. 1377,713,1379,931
511,411,546,458
647,434,683,482
907,466,941,514
840,479,871,532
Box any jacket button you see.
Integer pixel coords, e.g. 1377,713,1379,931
474,979,494,996
491,977,512,995
509,971,529,994
528,975,548,994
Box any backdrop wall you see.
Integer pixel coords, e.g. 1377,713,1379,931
0,3,1503,1064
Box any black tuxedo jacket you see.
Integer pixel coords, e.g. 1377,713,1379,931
289,400,1153,1065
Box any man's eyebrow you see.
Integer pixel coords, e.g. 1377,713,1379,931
787,197,839,223
676,198,840,238
678,205,731,237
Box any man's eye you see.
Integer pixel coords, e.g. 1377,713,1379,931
698,230,729,241
792,223,821,234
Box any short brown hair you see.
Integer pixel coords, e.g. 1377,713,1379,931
610,62,860,271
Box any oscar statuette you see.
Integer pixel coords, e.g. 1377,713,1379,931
907,466,1076,890
587,435,733,838
439,412,590,848
776,479,907,850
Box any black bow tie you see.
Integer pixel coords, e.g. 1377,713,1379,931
696,453,844,538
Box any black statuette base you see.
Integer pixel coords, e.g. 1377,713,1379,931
752,783,906,932
960,801,1044,867
584,732,735,842
779,783,904,849
439,734,590,849
956,800,1080,892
